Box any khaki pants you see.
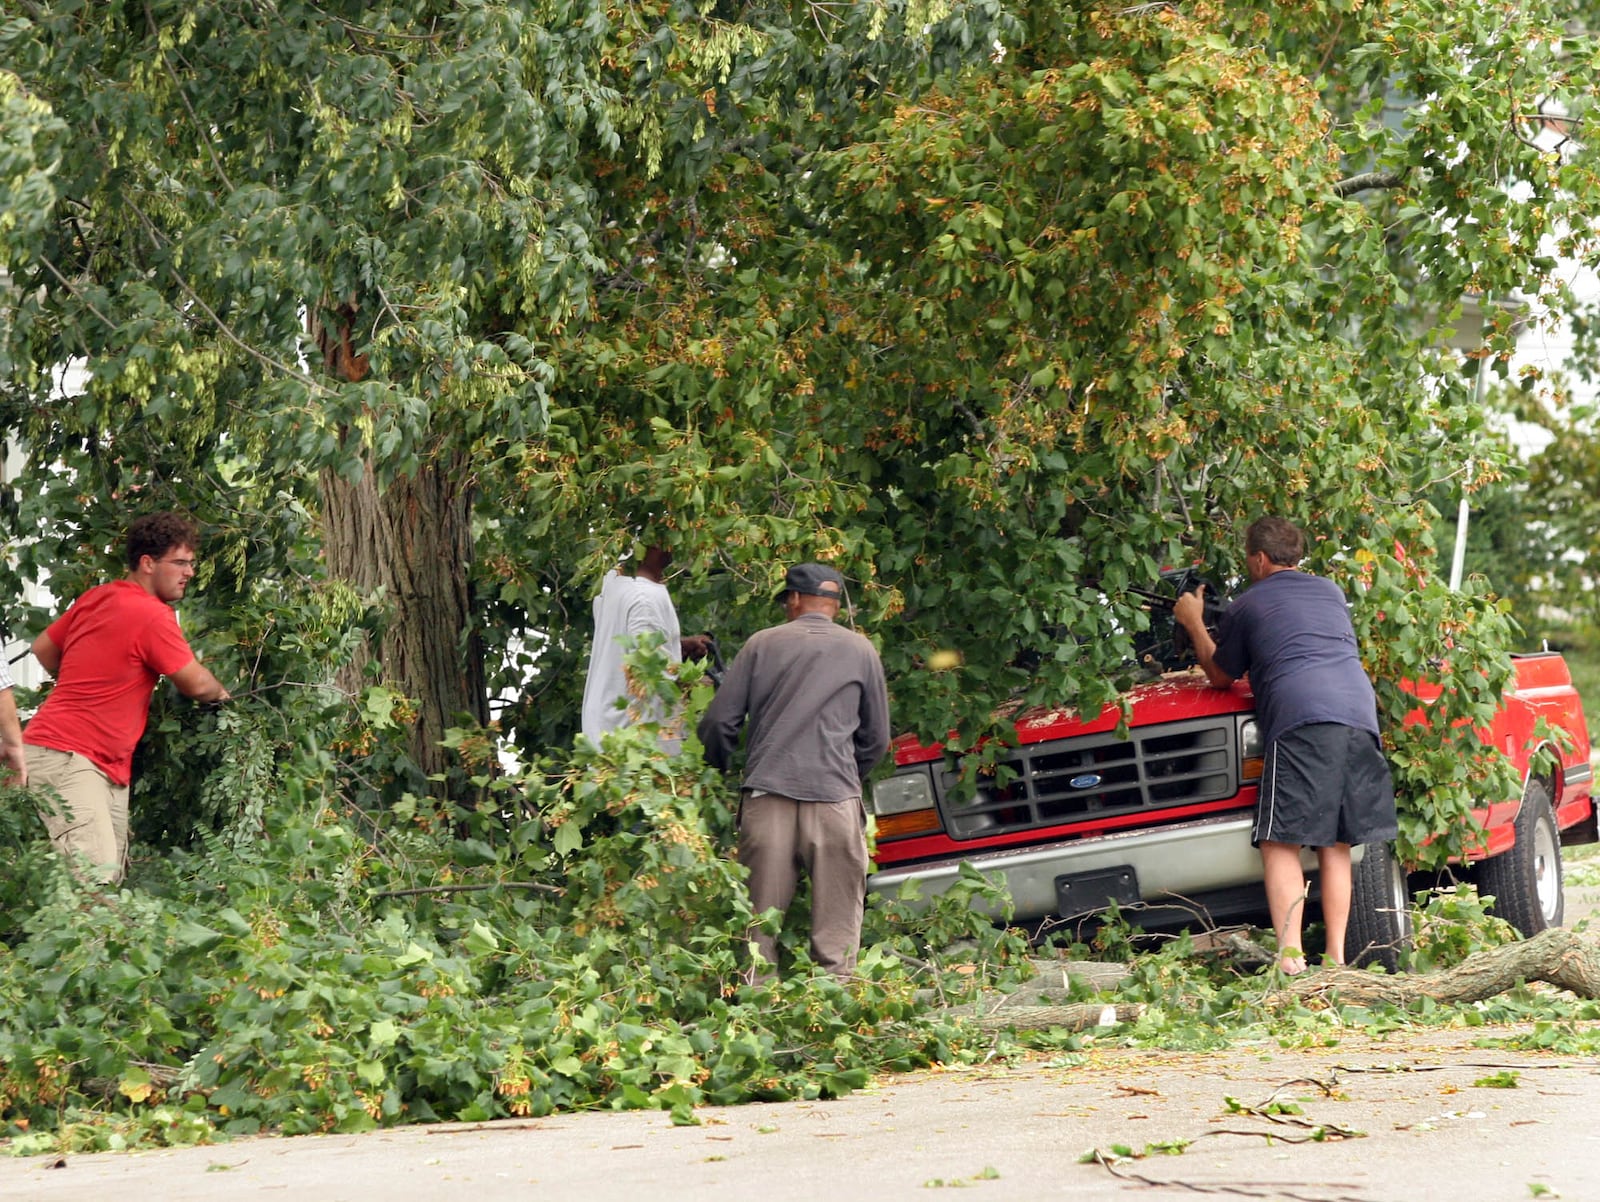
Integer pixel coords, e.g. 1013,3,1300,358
26,745,129,884
738,792,868,980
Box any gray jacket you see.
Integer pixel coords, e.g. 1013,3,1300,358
698,613,890,801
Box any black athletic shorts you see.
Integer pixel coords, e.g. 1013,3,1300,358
1254,723,1398,848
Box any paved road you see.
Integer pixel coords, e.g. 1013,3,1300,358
4,1025,1598,1202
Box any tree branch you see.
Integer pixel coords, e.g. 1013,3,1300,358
145,0,234,196
370,882,564,898
1333,169,1409,197
121,193,328,392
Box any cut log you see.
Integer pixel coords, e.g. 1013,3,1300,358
965,1001,1147,1033
1052,959,1135,992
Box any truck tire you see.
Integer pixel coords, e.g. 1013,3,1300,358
1474,776,1564,936
1346,842,1411,972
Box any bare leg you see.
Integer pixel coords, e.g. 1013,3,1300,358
1316,843,1353,965
1261,840,1310,974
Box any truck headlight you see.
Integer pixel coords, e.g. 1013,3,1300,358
872,770,934,815
1238,715,1264,782
870,769,943,839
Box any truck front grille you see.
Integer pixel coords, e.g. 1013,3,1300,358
938,717,1239,840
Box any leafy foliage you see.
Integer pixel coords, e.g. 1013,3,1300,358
512,0,1596,862
0,696,1024,1149
0,665,1588,1152
1404,883,1520,974
4,0,1598,835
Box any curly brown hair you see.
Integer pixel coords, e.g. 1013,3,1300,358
125,512,200,569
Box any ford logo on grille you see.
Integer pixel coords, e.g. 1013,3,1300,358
1069,773,1102,790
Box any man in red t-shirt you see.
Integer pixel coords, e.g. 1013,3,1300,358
25,512,231,882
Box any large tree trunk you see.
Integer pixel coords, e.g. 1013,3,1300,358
319,453,488,785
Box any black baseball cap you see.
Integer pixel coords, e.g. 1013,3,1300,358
775,562,846,602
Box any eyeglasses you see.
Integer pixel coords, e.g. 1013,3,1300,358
157,556,198,569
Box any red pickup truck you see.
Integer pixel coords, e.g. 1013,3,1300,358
866,631,1595,967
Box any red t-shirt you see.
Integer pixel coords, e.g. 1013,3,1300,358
23,580,197,785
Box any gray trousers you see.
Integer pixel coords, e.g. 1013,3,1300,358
738,791,868,980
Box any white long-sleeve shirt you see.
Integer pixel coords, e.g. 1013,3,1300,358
580,571,683,749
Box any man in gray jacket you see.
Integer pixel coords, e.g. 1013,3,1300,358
698,562,891,980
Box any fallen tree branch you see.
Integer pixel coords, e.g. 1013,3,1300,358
1088,1147,1374,1201
948,928,1600,1032
932,957,1150,1031
370,881,564,899
1272,927,1600,1007
83,1061,183,1102
1333,168,1409,197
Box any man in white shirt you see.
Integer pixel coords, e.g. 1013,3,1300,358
580,545,709,753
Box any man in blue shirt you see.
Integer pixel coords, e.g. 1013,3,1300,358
1174,517,1395,974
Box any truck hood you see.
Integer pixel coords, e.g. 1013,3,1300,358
892,670,1255,766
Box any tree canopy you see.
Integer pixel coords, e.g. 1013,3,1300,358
4,0,1600,845
513,0,1598,858
1,0,1597,825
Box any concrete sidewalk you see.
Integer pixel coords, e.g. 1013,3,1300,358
3,1026,1597,1202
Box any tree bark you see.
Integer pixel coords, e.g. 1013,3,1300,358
1333,168,1409,196
949,930,1600,1032
1274,926,1600,1007
319,453,488,784
967,1001,1147,1034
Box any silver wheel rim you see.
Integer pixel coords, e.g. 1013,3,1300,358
1388,856,1410,934
1533,811,1561,924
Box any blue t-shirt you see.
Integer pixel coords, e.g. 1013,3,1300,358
1212,570,1380,746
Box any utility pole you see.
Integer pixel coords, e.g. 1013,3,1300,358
1449,297,1495,592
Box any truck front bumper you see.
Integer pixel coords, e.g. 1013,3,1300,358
868,815,1348,922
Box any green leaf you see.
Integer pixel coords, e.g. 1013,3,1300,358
369,1020,401,1049
173,921,226,952
552,822,584,857
462,921,500,957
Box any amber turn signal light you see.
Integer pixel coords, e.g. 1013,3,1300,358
876,809,944,839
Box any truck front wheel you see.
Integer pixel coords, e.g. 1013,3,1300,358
1346,842,1411,972
1474,776,1564,936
